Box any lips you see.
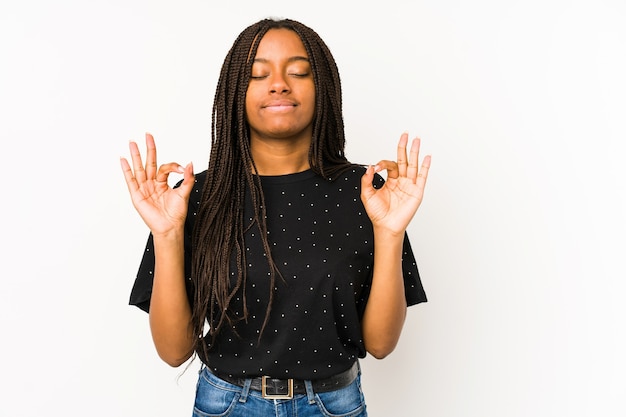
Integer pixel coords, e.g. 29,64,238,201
263,100,297,109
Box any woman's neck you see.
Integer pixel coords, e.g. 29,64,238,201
250,136,311,175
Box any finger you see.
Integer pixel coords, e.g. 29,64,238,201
406,137,421,182
145,133,157,180
155,162,185,186
396,132,409,177
415,155,431,191
360,165,377,202
179,162,195,189
374,160,399,179
120,156,140,195
129,140,147,184
175,162,196,199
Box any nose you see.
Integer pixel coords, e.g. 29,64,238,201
269,72,290,94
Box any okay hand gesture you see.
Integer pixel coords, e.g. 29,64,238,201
361,132,431,236
120,133,194,236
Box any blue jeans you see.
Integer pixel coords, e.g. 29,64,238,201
192,365,367,417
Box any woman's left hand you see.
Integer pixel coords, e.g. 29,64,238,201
361,132,431,235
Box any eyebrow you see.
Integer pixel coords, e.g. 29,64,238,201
252,56,310,64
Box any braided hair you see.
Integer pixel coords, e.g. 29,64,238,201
191,18,352,362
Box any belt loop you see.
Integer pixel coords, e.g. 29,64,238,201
239,379,252,403
304,380,316,404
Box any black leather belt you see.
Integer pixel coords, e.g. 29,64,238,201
212,361,359,399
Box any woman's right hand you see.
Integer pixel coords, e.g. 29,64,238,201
120,133,195,236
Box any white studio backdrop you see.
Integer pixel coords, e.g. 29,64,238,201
1,0,625,416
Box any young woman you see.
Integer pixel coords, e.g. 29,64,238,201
121,17,431,417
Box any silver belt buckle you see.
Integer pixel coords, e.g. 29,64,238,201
261,376,294,399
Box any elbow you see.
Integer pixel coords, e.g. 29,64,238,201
158,350,192,368
154,342,193,367
367,347,394,360
149,317,195,368
165,359,186,368
363,323,403,359
365,340,398,360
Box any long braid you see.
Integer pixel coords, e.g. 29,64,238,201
191,18,354,363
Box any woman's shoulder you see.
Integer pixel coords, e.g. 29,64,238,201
325,163,366,181
329,164,384,188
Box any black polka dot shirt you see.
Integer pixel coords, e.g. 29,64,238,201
130,166,426,380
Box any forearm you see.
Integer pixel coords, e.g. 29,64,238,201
149,229,194,367
361,228,407,359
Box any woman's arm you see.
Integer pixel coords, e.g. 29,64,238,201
360,228,407,359
149,230,195,366
360,132,431,358
121,133,196,367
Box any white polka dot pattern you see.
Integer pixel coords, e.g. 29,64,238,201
129,166,426,380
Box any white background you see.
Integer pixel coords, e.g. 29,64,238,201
1,0,625,416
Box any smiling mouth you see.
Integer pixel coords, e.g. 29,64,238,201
263,104,297,112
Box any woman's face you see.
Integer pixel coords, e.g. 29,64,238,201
245,28,316,144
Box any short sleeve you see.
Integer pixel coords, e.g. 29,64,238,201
128,233,156,313
401,233,427,306
128,230,195,313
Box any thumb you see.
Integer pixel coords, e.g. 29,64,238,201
177,162,195,197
